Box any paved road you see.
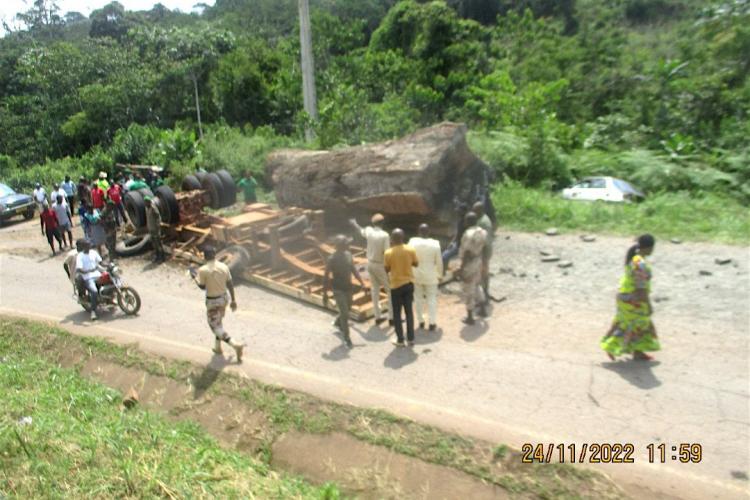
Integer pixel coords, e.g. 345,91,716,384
0,220,748,499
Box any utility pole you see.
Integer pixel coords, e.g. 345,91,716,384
298,0,317,141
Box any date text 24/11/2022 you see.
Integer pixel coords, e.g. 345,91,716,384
521,443,703,464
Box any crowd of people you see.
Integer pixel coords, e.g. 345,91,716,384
319,202,497,348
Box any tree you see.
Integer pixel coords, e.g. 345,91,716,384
15,0,63,38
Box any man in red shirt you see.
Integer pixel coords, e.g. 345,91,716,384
40,202,63,255
90,184,105,210
106,182,126,226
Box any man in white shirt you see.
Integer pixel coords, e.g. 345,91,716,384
52,194,74,248
33,183,47,211
75,242,104,320
408,224,443,331
349,213,392,325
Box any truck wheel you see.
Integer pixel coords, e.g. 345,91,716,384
124,191,147,228
155,185,180,224
201,173,225,209
115,234,152,257
215,170,237,207
182,175,202,191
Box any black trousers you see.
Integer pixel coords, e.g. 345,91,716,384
391,282,415,343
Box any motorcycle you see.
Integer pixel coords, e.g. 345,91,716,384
74,262,141,316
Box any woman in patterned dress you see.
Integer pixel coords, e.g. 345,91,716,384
601,234,660,361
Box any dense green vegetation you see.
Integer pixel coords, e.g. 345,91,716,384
0,0,747,237
0,339,339,498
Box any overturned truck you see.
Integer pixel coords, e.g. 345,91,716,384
266,122,492,237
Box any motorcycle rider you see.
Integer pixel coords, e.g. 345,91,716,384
75,239,105,321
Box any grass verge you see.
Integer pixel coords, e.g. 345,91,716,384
0,317,624,499
493,182,750,244
0,335,339,499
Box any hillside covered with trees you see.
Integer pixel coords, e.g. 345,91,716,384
0,0,748,236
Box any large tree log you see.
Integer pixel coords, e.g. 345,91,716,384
266,122,491,237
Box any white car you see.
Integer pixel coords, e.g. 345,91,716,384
561,176,645,203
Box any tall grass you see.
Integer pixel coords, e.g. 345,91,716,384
493,181,750,244
0,350,339,499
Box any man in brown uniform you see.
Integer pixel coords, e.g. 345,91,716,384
191,246,245,362
458,212,488,325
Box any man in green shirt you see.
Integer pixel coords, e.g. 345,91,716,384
238,172,258,204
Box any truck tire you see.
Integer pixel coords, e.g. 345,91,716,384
194,171,207,184
216,245,250,279
201,173,225,209
115,234,152,257
182,175,202,191
124,190,147,228
155,185,180,224
215,169,237,207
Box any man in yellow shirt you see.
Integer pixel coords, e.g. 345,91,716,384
191,246,245,362
384,228,418,347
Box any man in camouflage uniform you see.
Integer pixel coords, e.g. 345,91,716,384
458,211,488,325
472,201,494,305
101,199,117,260
191,246,245,362
145,196,166,263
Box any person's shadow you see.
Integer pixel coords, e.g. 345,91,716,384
383,346,418,369
460,320,489,342
360,324,390,343
322,343,351,362
415,327,443,345
191,354,231,399
601,360,662,389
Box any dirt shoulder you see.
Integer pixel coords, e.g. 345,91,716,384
0,317,623,499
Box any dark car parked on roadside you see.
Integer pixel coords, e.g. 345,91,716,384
0,182,35,226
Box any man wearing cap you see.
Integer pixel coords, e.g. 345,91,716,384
145,196,166,263
97,171,110,191
384,228,419,347
408,223,443,331
323,235,367,348
349,213,392,326
191,246,244,362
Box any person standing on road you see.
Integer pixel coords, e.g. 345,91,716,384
78,201,91,239
33,183,47,212
145,196,166,263
75,240,104,321
101,199,117,260
384,228,418,347
191,246,245,362
457,212,487,325
349,214,392,326
408,224,443,331
238,172,258,204
442,199,469,270
473,201,494,305
601,234,660,361
90,182,105,210
52,194,74,248
77,177,91,207
61,175,76,213
40,202,63,255
323,235,367,348
106,182,125,226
